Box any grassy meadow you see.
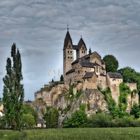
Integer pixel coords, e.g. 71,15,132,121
0,128,140,140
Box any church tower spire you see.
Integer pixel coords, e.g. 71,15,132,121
76,37,87,59
63,28,74,83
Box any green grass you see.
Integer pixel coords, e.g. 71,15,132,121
0,128,140,140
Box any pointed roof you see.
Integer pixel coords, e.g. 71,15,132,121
64,31,73,48
78,37,87,50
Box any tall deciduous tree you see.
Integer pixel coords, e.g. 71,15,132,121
103,55,119,72
3,43,24,130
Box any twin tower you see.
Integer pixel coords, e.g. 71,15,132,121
63,30,87,81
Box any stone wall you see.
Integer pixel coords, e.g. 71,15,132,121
126,83,139,112
97,75,107,90
126,83,137,91
106,74,123,104
77,45,87,58
83,76,97,90
63,41,74,82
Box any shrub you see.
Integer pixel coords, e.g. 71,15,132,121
130,104,140,118
114,116,134,127
44,107,59,128
87,113,113,127
63,109,87,128
23,104,38,125
22,114,36,128
118,83,131,115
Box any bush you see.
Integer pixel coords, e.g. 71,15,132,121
87,113,113,127
0,117,6,129
22,114,36,128
85,113,140,128
114,116,134,127
130,104,140,118
23,104,38,125
44,107,59,128
63,109,87,128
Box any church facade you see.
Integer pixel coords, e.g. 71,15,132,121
63,30,121,90
63,30,138,108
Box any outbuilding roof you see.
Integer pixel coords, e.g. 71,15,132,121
107,72,122,79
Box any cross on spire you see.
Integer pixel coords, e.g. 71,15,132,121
67,24,69,31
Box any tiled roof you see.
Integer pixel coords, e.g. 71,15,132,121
80,61,100,68
107,72,123,79
83,72,96,79
100,73,106,77
72,59,79,65
66,69,75,75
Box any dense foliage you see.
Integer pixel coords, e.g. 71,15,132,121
63,108,87,128
2,43,24,130
22,104,38,128
87,113,112,127
44,106,59,128
103,55,119,72
119,83,130,112
22,114,35,128
100,88,117,117
118,67,140,91
100,84,132,118
130,104,140,118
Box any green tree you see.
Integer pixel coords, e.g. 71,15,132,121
103,55,119,72
130,104,140,118
22,104,38,125
89,48,92,54
22,114,36,128
60,75,64,82
118,67,137,83
51,79,54,83
63,109,87,128
44,107,59,128
118,67,140,91
88,113,112,127
3,43,24,130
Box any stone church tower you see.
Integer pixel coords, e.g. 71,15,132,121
63,30,74,81
76,37,87,59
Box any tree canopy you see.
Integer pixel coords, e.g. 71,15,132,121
118,67,140,91
3,43,24,130
103,55,119,72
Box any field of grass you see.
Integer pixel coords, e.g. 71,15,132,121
0,128,140,140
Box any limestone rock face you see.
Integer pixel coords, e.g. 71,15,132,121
82,89,108,115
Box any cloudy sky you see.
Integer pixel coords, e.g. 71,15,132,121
0,0,140,100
